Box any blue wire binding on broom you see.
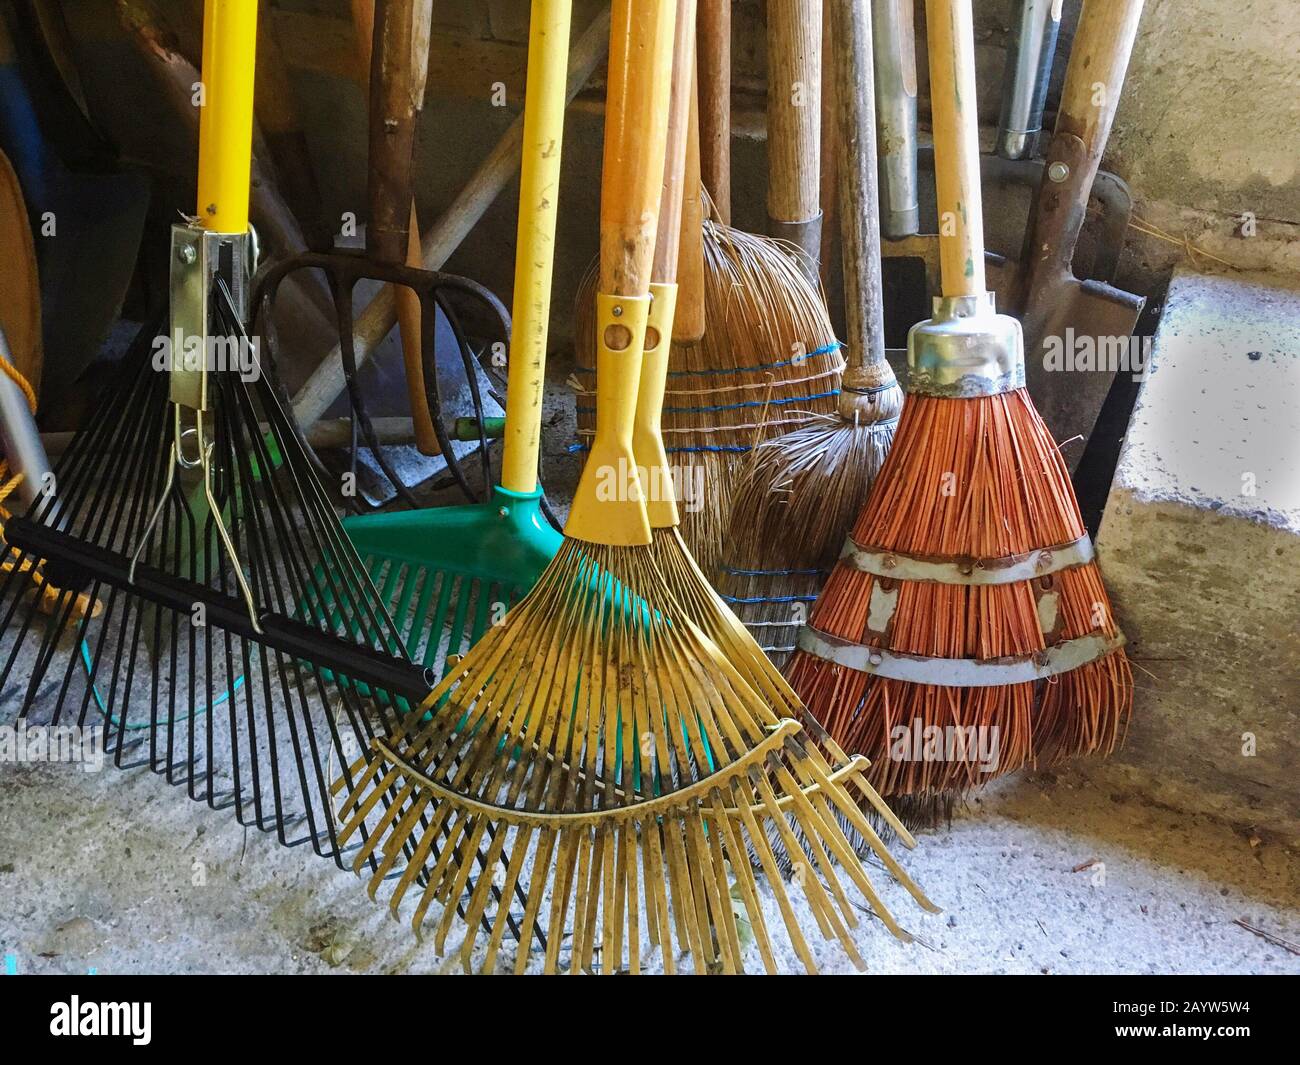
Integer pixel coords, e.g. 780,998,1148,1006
570,340,845,378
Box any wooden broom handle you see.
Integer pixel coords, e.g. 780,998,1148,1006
925,0,985,297
366,0,431,266
830,0,886,377
766,0,821,229
673,61,706,342
354,0,439,454
1057,0,1143,170
696,0,730,224
600,0,675,297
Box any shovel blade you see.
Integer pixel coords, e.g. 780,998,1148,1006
1023,277,1145,471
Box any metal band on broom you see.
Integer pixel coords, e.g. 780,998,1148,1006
785,0,1133,807
332,0,935,975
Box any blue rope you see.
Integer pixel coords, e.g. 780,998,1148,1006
567,442,752,455
575,388,842,418
571,340,844,378
720,593,819,605
721,566,827,577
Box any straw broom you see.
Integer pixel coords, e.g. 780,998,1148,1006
332,0,935,975
785,0,1132,810
571,1,843,575
715,0,901,673
716,0,953,835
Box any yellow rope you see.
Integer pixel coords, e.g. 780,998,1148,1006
1129,213,1244,271
0,354,37,413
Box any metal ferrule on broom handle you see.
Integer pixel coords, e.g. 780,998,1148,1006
905,0,1024,401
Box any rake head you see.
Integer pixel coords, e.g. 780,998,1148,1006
333,537,937,974
0,297,541,943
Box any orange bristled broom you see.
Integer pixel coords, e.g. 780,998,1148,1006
785,0,1132,808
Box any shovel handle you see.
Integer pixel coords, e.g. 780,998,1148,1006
767,0,823,270
367,0,431,265
925,0,985,298
697,0,730,223
1028,0,1143,284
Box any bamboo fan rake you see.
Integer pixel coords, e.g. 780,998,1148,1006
332,0,935,975
571,0,843,575
785,0,1132,810
0,4,530,938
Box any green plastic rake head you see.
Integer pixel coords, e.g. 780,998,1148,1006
342,484,560,681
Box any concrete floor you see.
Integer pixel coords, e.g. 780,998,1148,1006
2,752,1296,975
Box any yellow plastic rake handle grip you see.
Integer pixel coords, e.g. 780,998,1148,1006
566,0,677,546
500,0,574,494
196,0,258,232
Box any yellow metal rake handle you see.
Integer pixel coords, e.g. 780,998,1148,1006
196,0,258,232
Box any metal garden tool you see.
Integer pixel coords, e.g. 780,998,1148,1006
253,0,508,510
0,5,533,936
333,0,932,975
322,0,568,682
1019,0,1146,464
995,0,1062,162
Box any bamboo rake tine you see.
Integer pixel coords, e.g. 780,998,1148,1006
337,762,405,847
433,817,491,953
616,820,636,974
642,821,673,973
516,829,556,975
542,828,580,973
712,791,779,973
847,767,920,849
369,787,440,898
598,822,619,972
482,825,535,972
410,810,475,927
751,770,839,943
572,828,598,973
730,776,819,974
661,814,707,968
683,804,735,973
457,821,514,956
700,802,745,972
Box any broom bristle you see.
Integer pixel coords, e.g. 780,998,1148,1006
572,221,844,573
785,389,1133,799
715,409,899,667
333,535,937,974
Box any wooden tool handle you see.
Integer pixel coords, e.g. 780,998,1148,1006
925,0,985,297
766,0,822,228
1028,0,1143,282
567,0,675,546
639,0,696,530
652,0,697,287
354,0,439,453
673,63,707,343
367,0,431,266
696,0,730,223
1057,0,1143,169
599,0,674,297
830,0,886,377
